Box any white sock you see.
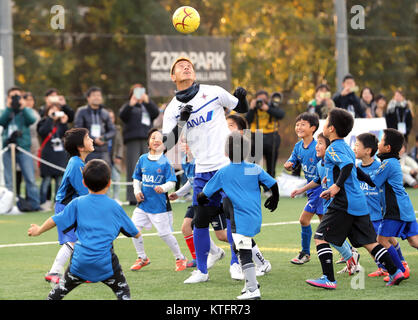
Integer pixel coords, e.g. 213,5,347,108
160,233,184,260
132,234,147,259
49,242,73,274
252,245,266,267
209,237,220,255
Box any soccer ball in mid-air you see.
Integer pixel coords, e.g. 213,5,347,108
172,6,200,34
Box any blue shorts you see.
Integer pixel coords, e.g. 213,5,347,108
192,171,224,207
55,202,77,245
378,219,418,240
304,186,324,215
372,219,382,233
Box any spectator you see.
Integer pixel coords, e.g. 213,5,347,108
332,74,365,118
409,134,418,163
74,86,116,164
246,90,285,178
107,109,124,203
399,142,418,188
307,84,335,119
40,88,75,123
360,87,376,118
374,94,387,118
37,103,69,209
385,89,413,142
0,87,40,211
119,84,159,205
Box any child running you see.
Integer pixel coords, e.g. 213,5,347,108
198,131,279,300
28,159,140,300
130,128,188,272
44,128,93,284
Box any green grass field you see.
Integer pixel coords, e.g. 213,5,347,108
0,189,417,301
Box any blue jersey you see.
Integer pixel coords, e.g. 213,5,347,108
359,160,383,222
288,139,322,196
202,162,277,237
55,156,89,205
370,156,415,222
133,153,177,214
324,139,368,216
52,194,139,282
182,155,195,186
315,159,331,211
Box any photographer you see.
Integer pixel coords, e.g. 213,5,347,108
307,84,335,119
37,103,69,208
0,86,40,211
246,90,285,178
332,74,365,118
40,88,75,123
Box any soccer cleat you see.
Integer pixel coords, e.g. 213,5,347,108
335,256,346,264
130,257,150,271
385,269,405,286
291,251,310,265
45,272,61,284
186,259,197,268
207,248,225,269
175,258,188,272
237,288,261,300
241,282,260,294
306,275,337,290
230,263,244,280
368,268,389,277
384,261,410,282
346,250,360,275
256,260,272,276
183,269,209,284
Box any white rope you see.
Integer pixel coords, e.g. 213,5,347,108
0,145,9,155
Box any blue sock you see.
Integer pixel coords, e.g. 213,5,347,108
331,240,352,261
226,219,239,265
394,243,405,261
387,245,405,272
301,225,312,255
193,227,210,274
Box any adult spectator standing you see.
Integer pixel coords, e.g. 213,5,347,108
37,103,69,209
119,84,159,205
307,84,335,119
0,87,40,211
374,94,387,118
40,88,75,123
74,87,116,164
359,87,376,118
107,109,124,203
332,74,365,118
246,90,285,178
385,89,413,142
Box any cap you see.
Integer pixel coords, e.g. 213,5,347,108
170,57,194,75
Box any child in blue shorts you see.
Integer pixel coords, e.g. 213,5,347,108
28,159,140,300
198,131,279,300
284,112,323,265
44,128,94,284
370,128,418,278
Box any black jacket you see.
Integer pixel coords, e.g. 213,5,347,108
332,92,365,118
119,101,159,143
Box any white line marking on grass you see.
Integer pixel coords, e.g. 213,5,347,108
0,219,320,249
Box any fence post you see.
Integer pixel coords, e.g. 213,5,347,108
10,143,16,208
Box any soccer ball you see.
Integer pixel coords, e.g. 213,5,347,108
172,6,200,34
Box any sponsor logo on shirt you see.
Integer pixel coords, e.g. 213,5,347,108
186,111,214,129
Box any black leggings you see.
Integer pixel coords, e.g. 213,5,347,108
47,253,130,300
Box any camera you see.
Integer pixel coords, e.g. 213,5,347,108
255,99,264,109
52,111,65,118
269,92,282,108
11,95,21,112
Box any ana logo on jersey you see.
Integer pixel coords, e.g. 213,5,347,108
187,110,214,129
142,174,164,184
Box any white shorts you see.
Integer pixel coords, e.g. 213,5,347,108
232,233,253,250
132,207,173,237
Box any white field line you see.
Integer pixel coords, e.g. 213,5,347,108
0,219,319,249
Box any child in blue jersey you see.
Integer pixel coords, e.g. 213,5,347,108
306,109,405,290
284,112,323,265
370,128,418,279
130,129,187,272
28,159,140,300
291,133,359,276
44,128,94,284
198,131,279,300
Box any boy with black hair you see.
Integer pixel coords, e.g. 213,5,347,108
306,109,405,289
43,128,94,284
28,159,140,300
284,112,324,265
370,128,418,280
197,131,279,300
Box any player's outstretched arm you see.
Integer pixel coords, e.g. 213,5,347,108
264,183,279,212
291,180,320,198
28,217,56,237
163,104,193,151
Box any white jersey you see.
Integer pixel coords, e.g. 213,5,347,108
163,84,238,173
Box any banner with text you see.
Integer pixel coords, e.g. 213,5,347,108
145,35,231,97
